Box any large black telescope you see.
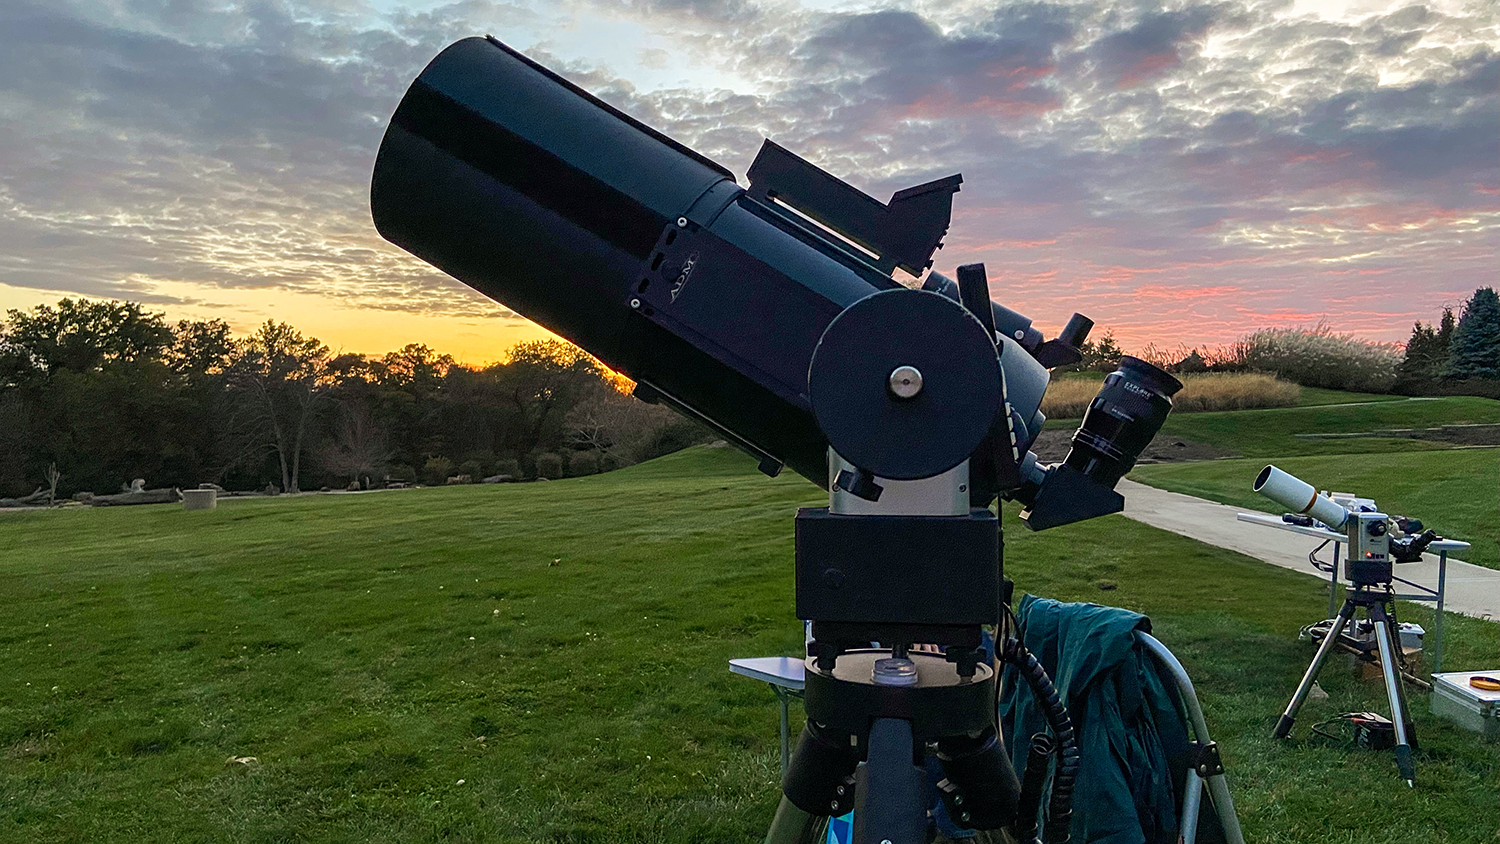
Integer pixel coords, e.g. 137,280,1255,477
370,35,1181,528
371,35,1187,842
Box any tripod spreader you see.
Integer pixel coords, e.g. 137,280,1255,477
778,650,1019,843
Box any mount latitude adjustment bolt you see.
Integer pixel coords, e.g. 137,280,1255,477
888,366,923,399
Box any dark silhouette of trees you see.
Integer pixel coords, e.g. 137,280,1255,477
1400,307,1455,379
0,298,707,498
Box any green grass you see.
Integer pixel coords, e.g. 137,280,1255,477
1131,450,1500,570
2,447,1498,842
1294,386,1405,406
1155,396,1500,458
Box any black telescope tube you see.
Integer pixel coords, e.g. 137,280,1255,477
372,36,895,483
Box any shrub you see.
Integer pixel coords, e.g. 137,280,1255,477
1232,325,1399,393
1041,372,1299,418
1041,375,1107,419
386,463,416,484
457,460,483,482
1169,372,1300,412
566,450,599,477
493,457,520,478
421,456,453,486
534,452,564,480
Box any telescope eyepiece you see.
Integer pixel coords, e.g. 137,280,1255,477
1062,356,1183,489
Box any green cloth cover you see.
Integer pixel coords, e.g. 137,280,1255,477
998,595,1192,844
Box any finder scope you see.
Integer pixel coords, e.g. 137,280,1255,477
371,35,1180,527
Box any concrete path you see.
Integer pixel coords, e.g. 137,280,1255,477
1117,478,1500,622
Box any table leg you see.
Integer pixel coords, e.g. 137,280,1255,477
773,685,790,779
1434,551,1447,674
1329,542,1341,618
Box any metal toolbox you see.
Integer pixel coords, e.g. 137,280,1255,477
1430,671,1500,738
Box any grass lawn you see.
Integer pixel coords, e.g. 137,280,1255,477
1154,396,1500,458
3,447,1498,842
1293,386,1405,406
1131,450,1500,570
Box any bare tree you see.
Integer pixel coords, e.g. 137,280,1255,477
227,321,330,493
565,383,680,468
321,400,392,488
45,462,60,506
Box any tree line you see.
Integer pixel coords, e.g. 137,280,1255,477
0,299,705,499
1398,287,1500,384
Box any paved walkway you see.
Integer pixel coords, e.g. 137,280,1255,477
1118,479,1500,622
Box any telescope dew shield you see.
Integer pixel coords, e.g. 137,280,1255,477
1254,465,1350,529
372,36,731,364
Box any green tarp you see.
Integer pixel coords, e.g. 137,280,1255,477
999,596,1194,844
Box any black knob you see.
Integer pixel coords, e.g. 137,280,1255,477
956,263,998,338
1368,520,1388,537
1058,313,1094,348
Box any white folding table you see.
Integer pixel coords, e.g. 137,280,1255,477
729,656,806,777
1236,512,1470,672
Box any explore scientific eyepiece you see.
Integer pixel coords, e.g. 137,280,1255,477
1066,357,1183,488
1016,357,1182,530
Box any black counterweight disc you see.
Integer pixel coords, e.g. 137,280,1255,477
808,288,1001,480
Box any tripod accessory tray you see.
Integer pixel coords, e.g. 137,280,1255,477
803,650,995,742
1431,671,1500,738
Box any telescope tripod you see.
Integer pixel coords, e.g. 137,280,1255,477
1273,583,1418,786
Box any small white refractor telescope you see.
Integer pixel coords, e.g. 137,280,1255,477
1254,465,1360,531
1254,464,1397,584
1252,464,1442,787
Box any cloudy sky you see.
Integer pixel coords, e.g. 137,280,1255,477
1,0,1495,361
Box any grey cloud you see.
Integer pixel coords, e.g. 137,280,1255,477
0,0,1494,347
1084,5,1222,88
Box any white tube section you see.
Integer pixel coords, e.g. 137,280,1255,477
1254,465,1349,529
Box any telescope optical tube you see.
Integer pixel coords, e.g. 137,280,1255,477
371,36,1017,486
1254,465,1350,529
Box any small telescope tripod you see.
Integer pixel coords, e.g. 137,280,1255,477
1273,582,1418,786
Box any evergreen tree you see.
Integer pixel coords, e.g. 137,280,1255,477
1444,288,1500,379
1437,306,1456,353
1399,320,1442,378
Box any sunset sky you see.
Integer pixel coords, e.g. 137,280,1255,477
1,0,1495,364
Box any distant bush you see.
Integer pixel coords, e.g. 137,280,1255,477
534,452,564,480
386,463,416,484
457,459,483,482
566,450,599,477
421,456,453,486
1042,372,1299,418
1232,326,1399,393
493,457,520,478
1171,372,1300,412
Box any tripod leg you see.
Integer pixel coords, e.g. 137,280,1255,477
852,718,925,844
1275,599,1355,739
1376,599,1419,741
1370,602,1417,787
764,796,829,844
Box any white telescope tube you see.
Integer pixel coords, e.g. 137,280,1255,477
1254,465,1350,529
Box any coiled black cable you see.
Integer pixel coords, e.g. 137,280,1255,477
1000,636,1078,844
1015,732,1054,843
